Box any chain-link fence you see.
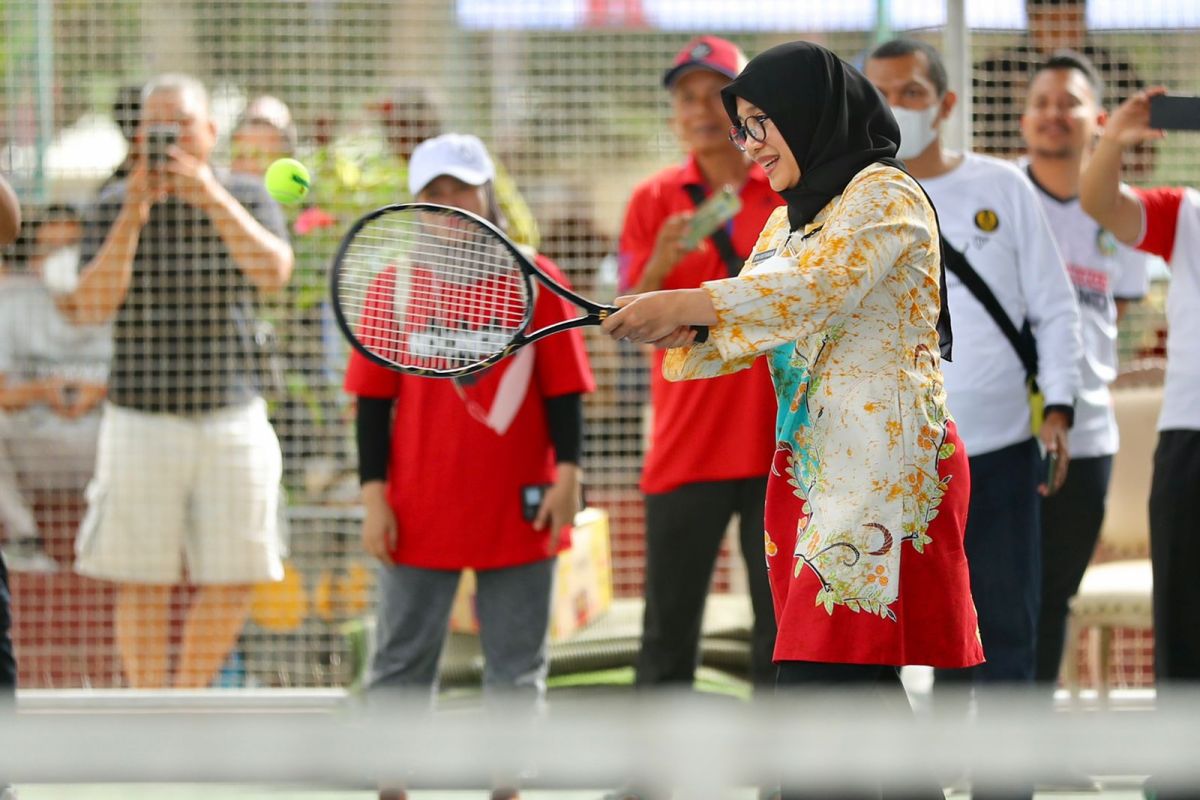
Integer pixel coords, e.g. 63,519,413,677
1,0,1191,690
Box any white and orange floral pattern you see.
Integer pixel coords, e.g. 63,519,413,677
664,164,982,667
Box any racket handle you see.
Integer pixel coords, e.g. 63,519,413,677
691,326,709,344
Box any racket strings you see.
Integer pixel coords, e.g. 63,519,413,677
336,208,529,372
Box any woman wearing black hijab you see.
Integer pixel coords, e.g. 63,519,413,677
603,41,982,796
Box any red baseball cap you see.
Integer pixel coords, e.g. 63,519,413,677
662,36,747,89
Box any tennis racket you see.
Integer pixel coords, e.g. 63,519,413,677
330,203,707,378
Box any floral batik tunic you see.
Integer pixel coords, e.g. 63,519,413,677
664,164,983,668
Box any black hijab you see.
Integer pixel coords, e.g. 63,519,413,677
721,41,952,359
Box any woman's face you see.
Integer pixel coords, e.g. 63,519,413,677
417,175,489,219
735,97,800,192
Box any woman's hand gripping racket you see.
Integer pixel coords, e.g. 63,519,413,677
331,203,707,378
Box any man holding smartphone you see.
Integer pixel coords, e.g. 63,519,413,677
59,74,292,690
1018,53,1153,693
618,36,779,691
1081,87,1200,704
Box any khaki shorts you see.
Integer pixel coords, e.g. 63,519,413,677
74,399,284,585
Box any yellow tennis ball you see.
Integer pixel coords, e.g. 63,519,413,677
264,157,311,205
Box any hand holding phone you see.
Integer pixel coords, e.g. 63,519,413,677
1148,94,1200,132
521,484,550,523
1042,450,1060,497
143,123,180,170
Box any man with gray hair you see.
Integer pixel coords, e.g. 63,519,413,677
60,73,293,689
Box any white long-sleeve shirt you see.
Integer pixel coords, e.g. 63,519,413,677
920,152,1083,457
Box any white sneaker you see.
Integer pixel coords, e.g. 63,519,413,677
2,539,60,573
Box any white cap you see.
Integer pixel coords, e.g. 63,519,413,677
407,133,496,197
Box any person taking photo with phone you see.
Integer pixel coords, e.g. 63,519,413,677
57,74,293,690
1081,86,1200,718
617,36,779,693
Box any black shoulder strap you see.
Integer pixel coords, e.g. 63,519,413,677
942,240,1039,381
682,183,742,277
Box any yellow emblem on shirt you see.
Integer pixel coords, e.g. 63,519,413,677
974,209,1000,232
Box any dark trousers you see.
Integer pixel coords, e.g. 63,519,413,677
938,438,1042,686
0,549,13,701
0,549,10,791
637,477,777,687
1147,434,1200,800
1150,429,1200,683
775,662,943,800
935,438,1041,800
1035,454,1113,683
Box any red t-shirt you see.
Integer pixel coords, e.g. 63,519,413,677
1133,185,1185,263
343,254,595,570
619,155,780,494
1133,185,1200,432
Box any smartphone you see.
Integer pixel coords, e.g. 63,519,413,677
681,185,742,251
144,123,180,168
521,484,550,522
1149,95,1200,132
1042,450,1060,496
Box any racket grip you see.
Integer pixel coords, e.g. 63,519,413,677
691,325,709,344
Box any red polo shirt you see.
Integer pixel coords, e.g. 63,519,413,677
618,155,780,494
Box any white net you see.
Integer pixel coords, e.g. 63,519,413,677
3,687,1200,797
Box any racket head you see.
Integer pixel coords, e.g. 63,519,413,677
330,203,535,378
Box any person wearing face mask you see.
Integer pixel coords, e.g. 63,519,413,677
0,205,112,574
603,41,982,800
865,38,1082,800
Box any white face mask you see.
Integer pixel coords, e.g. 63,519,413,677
40,245,81,295
890,103,941,160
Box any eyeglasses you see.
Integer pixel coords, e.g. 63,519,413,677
728,114,771,152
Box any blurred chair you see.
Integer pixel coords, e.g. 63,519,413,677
1062,385,1161,705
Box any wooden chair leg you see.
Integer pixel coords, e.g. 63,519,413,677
1095,626,1114,709
1063,616,1084,709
